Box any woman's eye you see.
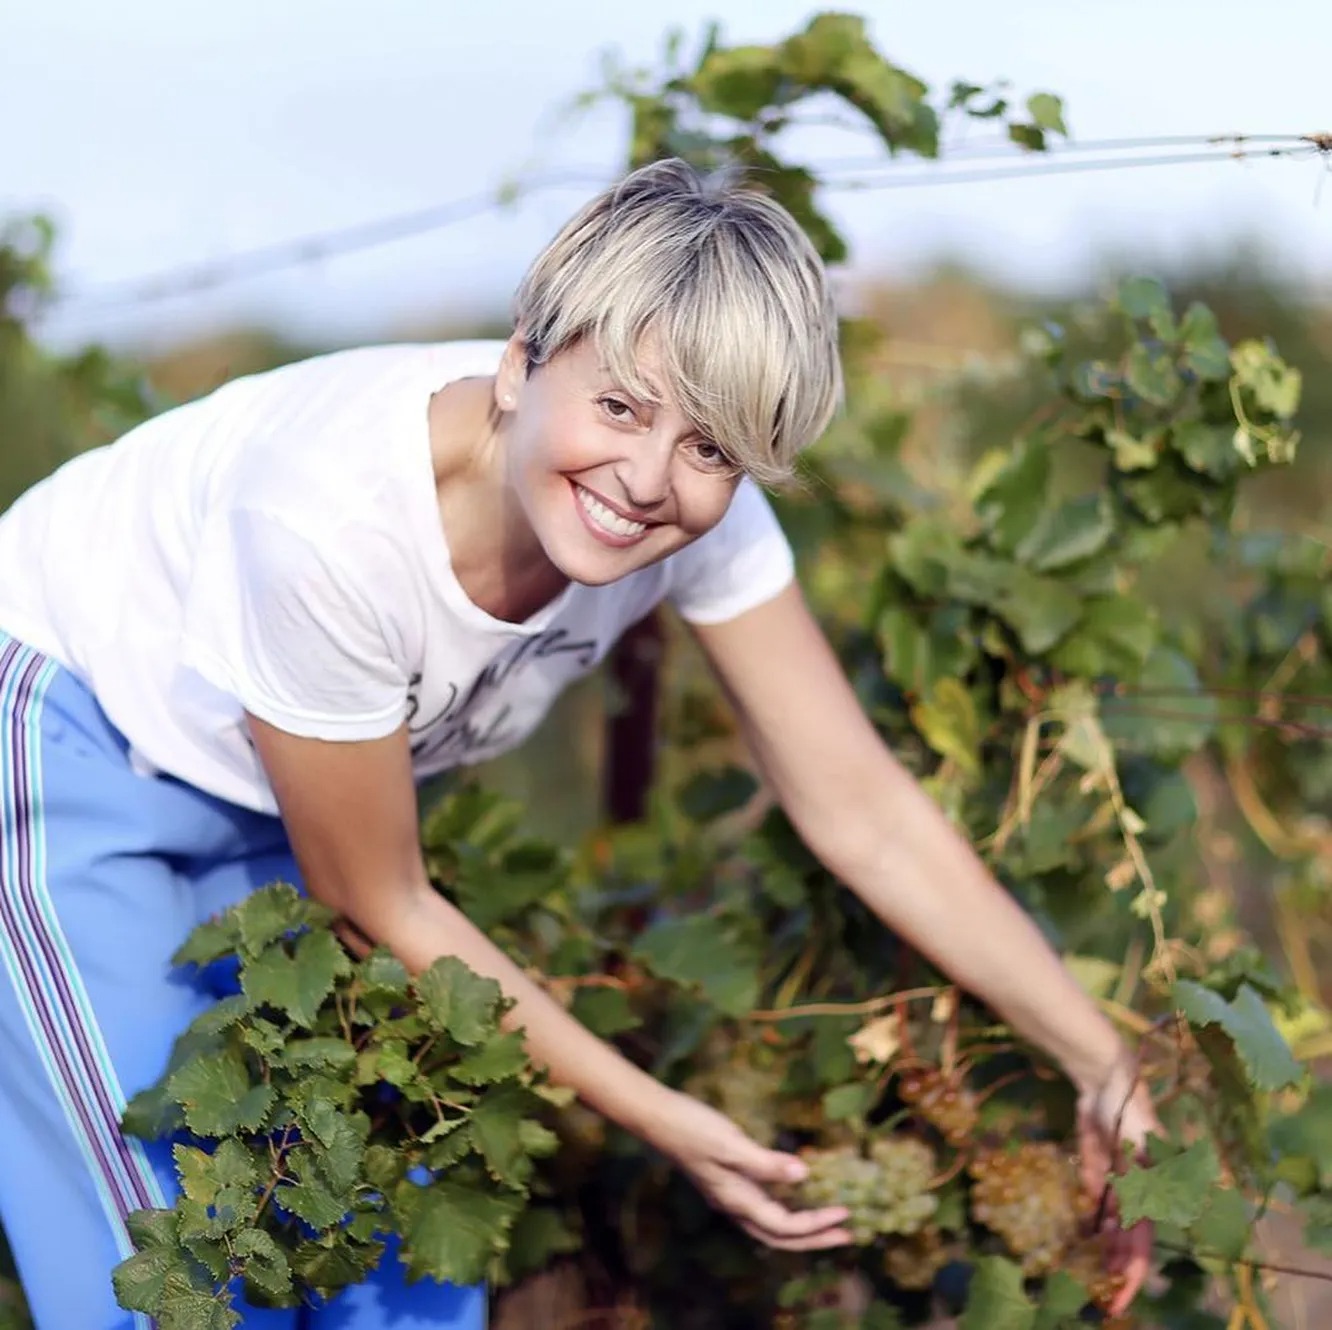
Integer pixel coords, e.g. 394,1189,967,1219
691,441,737,474
599,396,633,420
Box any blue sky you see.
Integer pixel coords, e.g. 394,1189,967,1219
4,0,1329,351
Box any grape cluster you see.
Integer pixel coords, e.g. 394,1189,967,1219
969,1142,1095,1275
882,1225,951,1290
897,1067,979,1147
793,1136,938,1243
684,1053,783,1147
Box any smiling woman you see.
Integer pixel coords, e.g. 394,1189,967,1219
0,158,1158,1326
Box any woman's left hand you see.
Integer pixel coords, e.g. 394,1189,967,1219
1076,1059,1162,1316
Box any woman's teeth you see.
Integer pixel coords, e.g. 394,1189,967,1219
577,486,646,538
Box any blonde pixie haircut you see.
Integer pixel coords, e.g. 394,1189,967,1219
512,158,842,487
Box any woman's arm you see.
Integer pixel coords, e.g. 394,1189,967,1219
245,714,852,1251
690,583,1158,1308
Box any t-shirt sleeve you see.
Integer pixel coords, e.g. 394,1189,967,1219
177,506,411,740
667,477,796,625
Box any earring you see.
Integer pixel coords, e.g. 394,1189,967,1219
502,393,514,407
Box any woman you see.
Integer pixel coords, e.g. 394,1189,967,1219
0,159,1156,1327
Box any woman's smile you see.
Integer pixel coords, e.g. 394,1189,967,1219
571,481,653,547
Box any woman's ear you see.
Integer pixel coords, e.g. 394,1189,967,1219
494,330,528,413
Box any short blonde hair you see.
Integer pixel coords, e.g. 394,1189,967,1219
512,158,842,486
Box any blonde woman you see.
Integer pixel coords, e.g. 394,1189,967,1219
0,160,1156,1327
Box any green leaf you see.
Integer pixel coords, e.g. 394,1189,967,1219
570,985,642,1037
172,913,242,968
1025,92,1067,135
448,1030,534,1085
235,1226,296,1301
289,1237,385,1295
959,1256,1036,1330
471,1083,542,1186
395,1178,524,1285
1190,1185,1250,1262
1269,1082,1332,1191
877,604,978,695
1033,1271,1092,1327
1101,647,1217,757
112,1210,206,1314
1126,342,1182,407
823,1082,876,1121
1008,123,1045,152
1014,494,1114,572
166,1050,275,1137
276,1036,357,1075
677,766,759,822
1231,339,1302,418
1178,303,1231,380
1049,593,1158,679
988,572,1082,654
1106,428,1160,471
1300,1195,1332,1254
973,439,1050,556
500,1205,581,1283
276,1158,353,1231
1113,1138,1220,1227
236,882,323,955
416,956,506,1046
688,45,784,120
241,928,352,1029
910,677,982,775
1172,421,1239,479
358,949,411,998
1117,276,1170,322
154,1283,240,1330
633,913,761,1016
1174,981,1302,1090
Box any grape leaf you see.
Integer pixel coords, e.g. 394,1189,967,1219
633,913,761,1017
446,1030,533,1086
166,1050,274,1136
234,1228,295,1301
1190,1185,1250,1262
570,986,641,1037
242,929,351,1029
1174,980,1302,1090
289,1237,386,1295
677,766,760,822
1113,1138,1219,1228
959,1256,1035,1330
416,956,506,1046
395,1178,524,1285
470,1083,542,1187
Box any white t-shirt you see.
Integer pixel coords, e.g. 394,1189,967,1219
0,341,795,813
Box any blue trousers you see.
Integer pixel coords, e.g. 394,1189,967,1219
0,633,486,1329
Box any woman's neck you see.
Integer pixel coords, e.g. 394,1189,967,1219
427,377,569,623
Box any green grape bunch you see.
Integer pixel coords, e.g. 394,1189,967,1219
968,1142,1095,1275
788,1136,939,1243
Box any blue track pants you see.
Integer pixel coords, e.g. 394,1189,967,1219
0,633,485,1329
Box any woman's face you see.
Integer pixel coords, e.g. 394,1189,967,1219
493,333,743,587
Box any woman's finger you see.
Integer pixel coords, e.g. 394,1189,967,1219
713,1173,849,1241
1107,1219,1153,1315
737,1217,855,1251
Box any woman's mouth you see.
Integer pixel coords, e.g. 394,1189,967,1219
573,483,650,546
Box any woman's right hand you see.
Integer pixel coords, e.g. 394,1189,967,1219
644,1089,853,1251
